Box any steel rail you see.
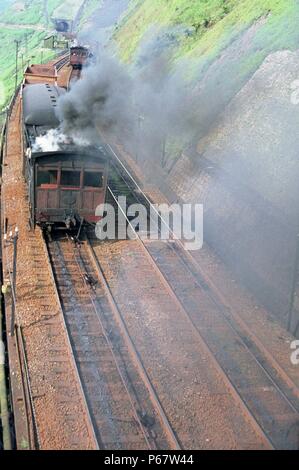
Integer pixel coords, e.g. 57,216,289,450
65,235,154,450
1,94,35,450
42,233,100,450
16,325,41,449
107,184,275,450
52,53,70,71
85,234,182,450
107,147,299,402
107,156,299,448
3,232,39,449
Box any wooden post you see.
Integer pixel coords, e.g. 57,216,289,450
10,228,19,336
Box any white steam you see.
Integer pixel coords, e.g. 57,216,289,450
32,128,90,152
32,129,67,152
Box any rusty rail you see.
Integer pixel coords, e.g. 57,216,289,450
106,154,299,449
85,234,181,450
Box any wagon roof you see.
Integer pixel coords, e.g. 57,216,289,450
23,83,65,127
70,46,88,50
31,146,109,162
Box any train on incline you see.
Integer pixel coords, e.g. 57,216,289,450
70,46,93,69
21,49,109,231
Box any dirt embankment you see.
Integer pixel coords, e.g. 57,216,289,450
137,49,299,333
182,50,299,331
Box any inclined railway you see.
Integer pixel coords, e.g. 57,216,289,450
44,230,179,449
103,149,299,450
1,46,298,450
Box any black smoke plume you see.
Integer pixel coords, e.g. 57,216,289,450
57,51,219,171
57,55,133,142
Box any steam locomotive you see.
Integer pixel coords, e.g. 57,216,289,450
22,82,109,230
69,46,93,70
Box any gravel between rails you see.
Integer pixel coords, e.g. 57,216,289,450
91,238,270,449
1,97,96,449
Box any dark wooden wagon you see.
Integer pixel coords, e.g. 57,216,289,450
31,149,108,227
22,82,109,229
69,46,91,70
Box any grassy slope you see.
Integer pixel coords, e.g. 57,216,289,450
1,1,45,25
53,0,85,22
115,0,299,69
0,29,57,106
113,0,299,165
78,0,103,30
0,0,106,108
0,0,53,108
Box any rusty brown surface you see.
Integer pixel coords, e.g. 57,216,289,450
3,51,298,450
1,63,97,449
104,142,299,449
46,233,177,449
114,141,299,390
91,238,270,449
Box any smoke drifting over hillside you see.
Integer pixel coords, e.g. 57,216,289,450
57,52,206,168
57,55,132,141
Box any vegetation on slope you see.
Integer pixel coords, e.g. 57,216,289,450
53,0,85,22
111,0,299,167
0,0,109,109
78,0,103,30
114,0,299,69
0,1,15,14
2,0,44,25
0,28,57,109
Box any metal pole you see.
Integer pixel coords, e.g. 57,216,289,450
76,217,84,241
14,40,20,92
136,115,144,163
10,230,18,337
287,233,299,333
161,134,167,168
25,34,28,57
0,235,12,450
0,297,12,449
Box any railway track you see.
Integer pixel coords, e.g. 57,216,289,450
103,148,299,450
52,53,70,71
2,93,100,449
1,97,40,450
45,231,179,450
2,54,121,449
2,50,297,448
14,324,40,449
3,227,40,450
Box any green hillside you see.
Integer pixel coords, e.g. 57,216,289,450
114,0,299,73
0,28,55,108
0,0,105,110
53,0,85,22
0,1,59,109
1,0,56,25
1,0,298,115
111,0,299,165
